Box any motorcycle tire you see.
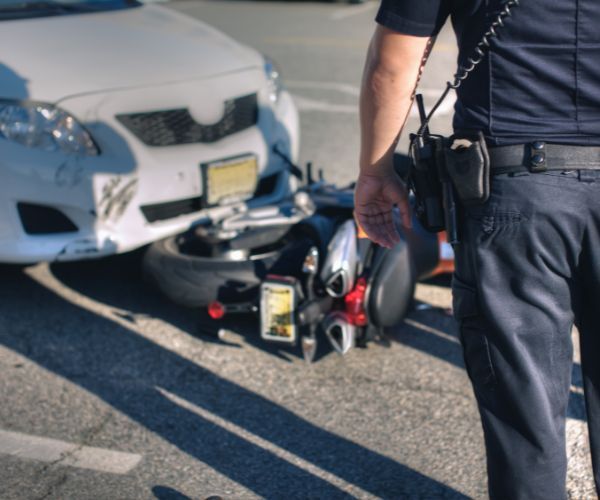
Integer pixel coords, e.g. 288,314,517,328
143,230,314,308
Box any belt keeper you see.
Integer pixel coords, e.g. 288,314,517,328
529,141,547,172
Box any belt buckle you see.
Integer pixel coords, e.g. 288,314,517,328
529,141,547,173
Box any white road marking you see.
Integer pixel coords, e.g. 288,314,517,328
0,429,141,474
331,1,377,21
263,36,366,48
287,80,360,97
290,83,456,117
571,385,584,395
292,95,358,114
403,318,459,344
157,388,375,498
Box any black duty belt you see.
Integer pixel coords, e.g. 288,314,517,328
488,142,600,175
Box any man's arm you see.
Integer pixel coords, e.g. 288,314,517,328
360,26,433,176
354,26,433,247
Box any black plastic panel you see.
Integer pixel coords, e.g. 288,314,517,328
140,173,280,223
140,196,203,223
17,203,78,235
117,94,258,146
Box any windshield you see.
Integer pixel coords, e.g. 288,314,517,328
0,0,140,20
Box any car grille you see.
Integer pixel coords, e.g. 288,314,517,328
116,93,258,147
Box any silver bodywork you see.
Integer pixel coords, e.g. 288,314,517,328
319,219,358,297
322,311,356,355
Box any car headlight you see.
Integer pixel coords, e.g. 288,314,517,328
0,100,99,156
264,56,284,105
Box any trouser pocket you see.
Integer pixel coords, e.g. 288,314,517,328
452,276,497,389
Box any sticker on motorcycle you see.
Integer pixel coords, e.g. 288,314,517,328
260,280,297,343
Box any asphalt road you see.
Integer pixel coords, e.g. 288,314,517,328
0,1,595,499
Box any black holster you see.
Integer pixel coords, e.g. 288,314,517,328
408,131,490,244
443,132,491,206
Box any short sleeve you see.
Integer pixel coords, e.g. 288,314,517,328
375,0,450,37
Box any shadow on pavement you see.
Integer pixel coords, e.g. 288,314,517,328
0,264,468,498
49,252,334,364
49,252,587,422
152,486,193,500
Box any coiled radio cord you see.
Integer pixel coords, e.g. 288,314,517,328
417,0,520,135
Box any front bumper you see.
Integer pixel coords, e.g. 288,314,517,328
0,72,300,263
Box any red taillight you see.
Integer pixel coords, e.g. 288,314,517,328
345,276,368,326
208,301,225,320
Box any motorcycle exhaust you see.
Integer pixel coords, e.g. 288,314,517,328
320,220,358,298
322,311,356,355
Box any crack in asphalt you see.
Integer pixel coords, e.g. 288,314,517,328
34,472,69,500
31,412,113,500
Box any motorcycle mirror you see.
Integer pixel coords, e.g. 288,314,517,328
302,246,319,275
301,334,317,364
306,161,314,185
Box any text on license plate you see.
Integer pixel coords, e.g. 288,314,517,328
204,155,258,206
260,281,297,343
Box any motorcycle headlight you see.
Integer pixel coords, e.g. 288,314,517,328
0,101,99,156
264,56,284,105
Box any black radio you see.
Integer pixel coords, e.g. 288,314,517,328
408,94,458,244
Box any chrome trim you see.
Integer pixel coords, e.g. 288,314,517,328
322,311,355,355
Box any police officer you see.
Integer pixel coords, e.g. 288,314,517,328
354,0,600,498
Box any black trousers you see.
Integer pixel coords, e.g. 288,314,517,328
452,169,600,499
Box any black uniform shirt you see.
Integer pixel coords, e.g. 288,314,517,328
376,0,600,146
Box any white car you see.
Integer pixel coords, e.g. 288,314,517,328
0,0,299,263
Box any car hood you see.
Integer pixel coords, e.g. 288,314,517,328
0,4,263,103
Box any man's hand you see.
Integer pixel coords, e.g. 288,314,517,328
354,171,410,249
356,26,432,247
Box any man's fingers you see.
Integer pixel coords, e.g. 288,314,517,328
355,214,385,246
370,209,401,246
360,222,389,247
384,220,400,244
395,198,412,229
356,212,395,248
382,211,400,244
390,186,411,229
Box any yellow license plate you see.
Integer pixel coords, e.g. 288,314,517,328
260,280,297,343
204,155,258,206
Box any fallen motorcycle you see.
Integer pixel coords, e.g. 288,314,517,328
143,159,454,361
